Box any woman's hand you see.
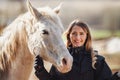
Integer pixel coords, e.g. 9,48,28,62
112,71,120,80
34,55,44,72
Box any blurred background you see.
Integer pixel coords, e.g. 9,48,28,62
0,0,120,73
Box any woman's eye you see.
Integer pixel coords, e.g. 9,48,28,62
42,30,49,35
80,32,84,35
71,32,85,36
72,32,77,36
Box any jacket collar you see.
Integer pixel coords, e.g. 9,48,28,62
68,46,90,55
68,46,91,55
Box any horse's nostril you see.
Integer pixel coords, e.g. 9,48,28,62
62,58,67,65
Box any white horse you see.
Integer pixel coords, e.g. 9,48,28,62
0,0,73,80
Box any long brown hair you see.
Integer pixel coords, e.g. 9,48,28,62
65,19,92,52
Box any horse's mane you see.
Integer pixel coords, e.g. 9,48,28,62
0,13,32,71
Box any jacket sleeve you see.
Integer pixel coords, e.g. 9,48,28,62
35,66,60,80
35,67,51,80
94,55,120,80
94,55,112,80
49,66,61,80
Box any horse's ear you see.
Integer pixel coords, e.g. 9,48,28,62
53,3,63,14
27,0,42,19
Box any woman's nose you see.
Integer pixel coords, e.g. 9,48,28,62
75,34,81,39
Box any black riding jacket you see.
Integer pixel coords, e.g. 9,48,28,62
35,46,120,80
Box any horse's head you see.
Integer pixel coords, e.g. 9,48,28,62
26,0,73,73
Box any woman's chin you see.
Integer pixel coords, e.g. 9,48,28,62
73,45,81,47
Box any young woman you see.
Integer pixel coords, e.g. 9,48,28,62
34,19,120,80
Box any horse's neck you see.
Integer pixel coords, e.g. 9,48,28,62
8,48,34,80
0,19,35,80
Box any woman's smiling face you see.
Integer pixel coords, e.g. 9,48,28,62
70,25,87,47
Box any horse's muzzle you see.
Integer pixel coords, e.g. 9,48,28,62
57,55,73,73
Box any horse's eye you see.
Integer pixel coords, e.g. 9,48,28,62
42,30,49,35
